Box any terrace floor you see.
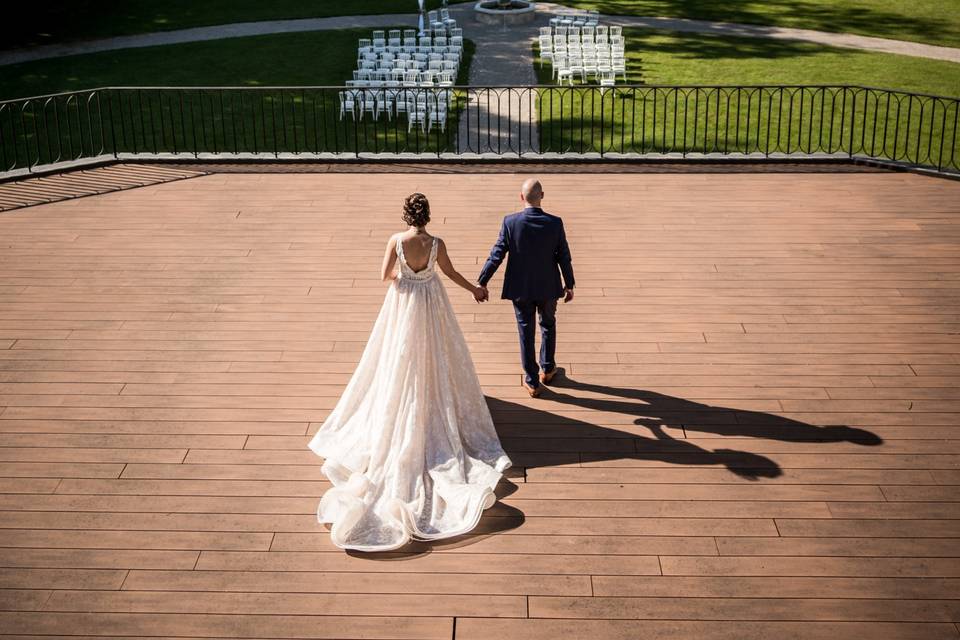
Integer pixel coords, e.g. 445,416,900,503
0,164,959,639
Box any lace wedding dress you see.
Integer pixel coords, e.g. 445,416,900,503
307,235,513,551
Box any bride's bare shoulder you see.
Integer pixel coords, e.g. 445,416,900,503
384,232,403,254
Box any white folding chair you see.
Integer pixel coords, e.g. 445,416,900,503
427,96,447,133
359,90,378,119
613,56,626,81
339,90,357,119
568,57,585,83
583,56,599,82
408,94,427,132
555,57,573,85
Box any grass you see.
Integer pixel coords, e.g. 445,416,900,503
550,0,960,49
0,29,476,167
531,29,960,169
1,29,373,100
534,29,960,97
4,0,472,51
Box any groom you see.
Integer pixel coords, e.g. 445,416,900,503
477,178,575,398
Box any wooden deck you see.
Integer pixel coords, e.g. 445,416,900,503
0,166,958,639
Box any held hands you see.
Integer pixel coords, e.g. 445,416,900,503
472,284,489,303
563,287,574,303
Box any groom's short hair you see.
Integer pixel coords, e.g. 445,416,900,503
521,178,543,202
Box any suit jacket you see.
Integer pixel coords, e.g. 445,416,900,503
478,206,575,300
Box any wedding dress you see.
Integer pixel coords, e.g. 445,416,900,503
307,235,513,551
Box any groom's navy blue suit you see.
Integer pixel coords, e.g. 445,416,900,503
478,206,575,388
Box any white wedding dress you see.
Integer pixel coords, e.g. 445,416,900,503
307,235,513,551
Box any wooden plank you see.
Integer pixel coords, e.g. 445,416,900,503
528,595,960,621
455,619,960,640
0,612,451,639
122,569,592,596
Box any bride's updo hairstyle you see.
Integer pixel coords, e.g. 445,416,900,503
402,192,431,228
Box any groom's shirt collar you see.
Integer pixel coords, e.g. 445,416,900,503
522,206,542,213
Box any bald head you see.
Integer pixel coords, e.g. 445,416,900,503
520,178,543,206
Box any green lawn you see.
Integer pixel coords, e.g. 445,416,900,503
1,28,395,100
552,0,960,49
4,0,472,51
532,29,960,169
534,29,960,97
0,29,476,167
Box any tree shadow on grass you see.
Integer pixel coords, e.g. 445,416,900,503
561,0,951,47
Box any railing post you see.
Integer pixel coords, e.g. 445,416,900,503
600,89,616,158
848,87,857,159
353,96,360,159
106,90,118,159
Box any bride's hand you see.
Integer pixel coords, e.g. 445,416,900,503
472,286,486,303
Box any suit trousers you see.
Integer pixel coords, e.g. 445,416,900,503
511,298,559,387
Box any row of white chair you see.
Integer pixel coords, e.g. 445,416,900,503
359,42,463,57
339,89,452,132
358,59,459,74
358,51,461,65
542,25,622,38
540,35,625,50
350,70,456,85
345,74,455,89
552,56,627,85
361,35,464,48
539,44,626,68
549,12,600,29
372,28,458,40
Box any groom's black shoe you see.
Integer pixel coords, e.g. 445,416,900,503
522,380,542,398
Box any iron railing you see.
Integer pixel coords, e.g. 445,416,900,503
0,85,957,176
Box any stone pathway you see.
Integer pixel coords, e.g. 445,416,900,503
2,2,959,67
454,8,544,155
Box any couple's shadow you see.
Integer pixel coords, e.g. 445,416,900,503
355,368,882,557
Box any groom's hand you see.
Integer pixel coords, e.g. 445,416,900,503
563,287,574,303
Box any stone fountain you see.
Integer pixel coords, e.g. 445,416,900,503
473,0,537,25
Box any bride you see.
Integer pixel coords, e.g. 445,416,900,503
307,192,513,552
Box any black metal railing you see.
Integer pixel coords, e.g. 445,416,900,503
0,85,957,175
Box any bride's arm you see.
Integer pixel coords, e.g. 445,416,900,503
381,234,399,282
436,239,484,301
